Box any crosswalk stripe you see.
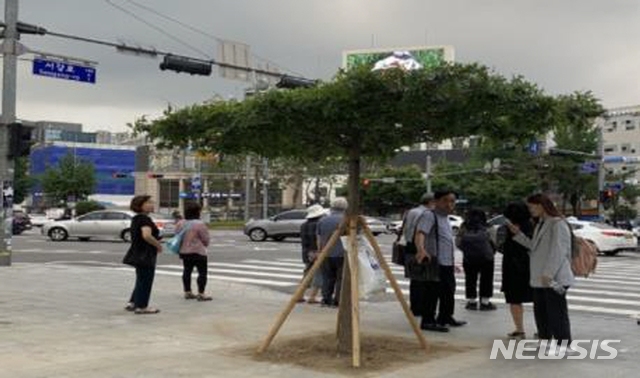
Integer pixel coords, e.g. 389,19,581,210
158,265,302,280
113,267,297,287
146,256,640,317
384,289,640,316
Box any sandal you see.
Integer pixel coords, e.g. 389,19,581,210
507,331,526,338
124,303,135,312
197,294,212,302
184,292,198,300
134,308,160,315
306,299,320,304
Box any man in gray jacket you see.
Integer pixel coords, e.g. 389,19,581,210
317,197,348,308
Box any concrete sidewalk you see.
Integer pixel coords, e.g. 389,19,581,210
1,263,639,378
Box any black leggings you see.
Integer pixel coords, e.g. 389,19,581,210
181,254,208,293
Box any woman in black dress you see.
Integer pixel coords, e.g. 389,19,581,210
499,202,534,338
123,195,164,314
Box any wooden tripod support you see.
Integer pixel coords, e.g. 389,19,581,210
257,215,428,367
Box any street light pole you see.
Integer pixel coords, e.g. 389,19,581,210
262,158,269,219
0,0,19,266
597,125,605,219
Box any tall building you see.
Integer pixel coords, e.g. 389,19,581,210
600,105,640,184
30,142,137,208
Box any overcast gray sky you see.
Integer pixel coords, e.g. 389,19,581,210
4,0,640,132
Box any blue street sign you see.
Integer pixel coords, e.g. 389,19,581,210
580,161,599,174
605,182,624,192
32,58,96,84
191,174,202,190
603,156,625,164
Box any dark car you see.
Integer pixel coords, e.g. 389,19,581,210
12,212,32,234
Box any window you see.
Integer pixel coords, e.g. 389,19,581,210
276,211,306,220
604,145,617,153
621,144,631,153
626,120,636,131
159,179,180,208
103,212,130,220
79,212,105,221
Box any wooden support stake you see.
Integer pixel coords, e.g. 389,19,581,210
359,217,429,353
347,216,361,367
257,218,346,354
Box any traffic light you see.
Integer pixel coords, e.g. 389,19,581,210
112,173,128,178
362,178,371,189
275,75,318,89
8,123,32,159
147,173,164,179
600,189,614,208
159,54,212,76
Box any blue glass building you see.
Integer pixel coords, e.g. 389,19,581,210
30,143,136,197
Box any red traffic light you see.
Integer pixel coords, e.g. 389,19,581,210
362,178,371,187
147,173,164,179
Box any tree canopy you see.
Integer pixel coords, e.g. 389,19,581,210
41,153,96,206
135,63,556,165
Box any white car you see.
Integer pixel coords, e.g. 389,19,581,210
42,210,176,242
567,218,637,256
363,216,389,236
28,213,51,227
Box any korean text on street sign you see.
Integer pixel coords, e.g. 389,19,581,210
32,58,96,84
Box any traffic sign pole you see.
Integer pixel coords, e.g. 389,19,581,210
1,0,18,266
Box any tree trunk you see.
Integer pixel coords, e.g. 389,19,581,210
336,146,361,354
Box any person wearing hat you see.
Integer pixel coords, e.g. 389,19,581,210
299,204,326,304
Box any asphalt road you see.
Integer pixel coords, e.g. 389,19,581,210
10,228,398,267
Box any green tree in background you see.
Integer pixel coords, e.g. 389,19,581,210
546,92,604,215
13,157,35,205
357,165,425,216
41,153,96,206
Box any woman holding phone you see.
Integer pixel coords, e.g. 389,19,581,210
506,194,574,346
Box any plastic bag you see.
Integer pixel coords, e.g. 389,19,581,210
342,235,387,300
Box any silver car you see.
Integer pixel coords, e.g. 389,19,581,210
244,209,311,242
42,210,176,242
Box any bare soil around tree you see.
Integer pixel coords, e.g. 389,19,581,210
232,332,475,376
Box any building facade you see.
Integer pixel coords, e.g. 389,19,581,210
600,105,640,184
30,142,137,207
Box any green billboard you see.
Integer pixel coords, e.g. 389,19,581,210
342,45,454,71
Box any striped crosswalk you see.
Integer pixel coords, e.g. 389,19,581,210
150,253,640,318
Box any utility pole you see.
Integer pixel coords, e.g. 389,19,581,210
425,154,432,194
0,0,18,266
244,155,251,221
597,125,605,219
262,158,269,219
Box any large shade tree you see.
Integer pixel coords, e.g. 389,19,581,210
135,62,558,361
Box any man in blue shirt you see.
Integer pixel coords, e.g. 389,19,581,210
317,197,348,307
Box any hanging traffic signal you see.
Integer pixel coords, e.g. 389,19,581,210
275,75,318,89
600,189,614,208
159,54,212,76
147,173,165,179
8,123,32,159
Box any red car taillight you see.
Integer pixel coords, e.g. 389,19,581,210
601,231,626,237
